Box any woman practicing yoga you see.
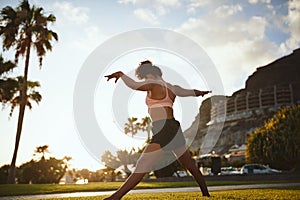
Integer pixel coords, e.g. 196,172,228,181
104,60,211,199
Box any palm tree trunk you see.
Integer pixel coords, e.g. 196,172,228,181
7,43,31,184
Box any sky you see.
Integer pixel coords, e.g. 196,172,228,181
0,0,299,171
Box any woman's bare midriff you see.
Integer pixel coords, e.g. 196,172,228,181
148,107,174,122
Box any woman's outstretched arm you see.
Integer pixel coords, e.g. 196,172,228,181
173,85,211,97
105,71,152,91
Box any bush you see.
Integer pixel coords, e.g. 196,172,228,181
17,157,68,184
246,105,300,170
0,165,10,184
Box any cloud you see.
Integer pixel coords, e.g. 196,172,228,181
282,0,300,51
74,26,108,52
248,0,258,4
187,0,224,14
155,0,181,7
187,0,210,13
118,0,180,7
118,0,181,23
214,4,243,17
134,8,160,25
178,15,268,46
53,1,89,24
248,0,271,4
49,2,108,53
177,9,281,94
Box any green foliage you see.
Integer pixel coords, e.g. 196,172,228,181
67,168,106,183
151,151,183,178
1,0,58,183
16,157,69,184
153,160,181,178
0,0,58,65
0,55,16,75
8,76,42,117
124,117,152,142
0,165,10,184
33,144,49,160
101,149,139,179
0,55,17,103
246,105,300,170
14,145,71,184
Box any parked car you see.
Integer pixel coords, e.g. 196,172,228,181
240,164,281,174
220,167,240,175
173,170,189,177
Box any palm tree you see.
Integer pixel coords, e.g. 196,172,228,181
139,116,152,143
0,57,41,116
33,145,49,161
0,0,58,183
124,116,152,142
8,76,42,117
0,55,17,103
124,117,139,137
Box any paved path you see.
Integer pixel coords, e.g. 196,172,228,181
1,182,299,200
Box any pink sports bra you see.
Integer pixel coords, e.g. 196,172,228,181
146,82,174,108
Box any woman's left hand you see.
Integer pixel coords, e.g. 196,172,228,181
195,90,212,97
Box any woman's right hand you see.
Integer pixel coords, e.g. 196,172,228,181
105,71,124,83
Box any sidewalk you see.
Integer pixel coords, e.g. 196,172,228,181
1,182,299,200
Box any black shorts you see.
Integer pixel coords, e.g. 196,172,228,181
149,118,186,151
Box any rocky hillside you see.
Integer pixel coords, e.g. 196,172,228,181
185,48,300,155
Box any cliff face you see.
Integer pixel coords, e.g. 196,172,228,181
186,48,300,154
246,48,300,92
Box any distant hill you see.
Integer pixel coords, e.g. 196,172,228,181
185,48,300,155
246,48,300,94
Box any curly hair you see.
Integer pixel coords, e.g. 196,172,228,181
135,60,162,79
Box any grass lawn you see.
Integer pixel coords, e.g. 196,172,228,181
39,187,300,200
0,180,298,197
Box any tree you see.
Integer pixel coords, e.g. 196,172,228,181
139,116,152,143
8,76,42,117
124,116,152,143
0,57,42,114
89,169,105,182
17,156,70,184
78,168,90,180
101,150,121,169
0,55,17,103
33,145,49,160
152,151,182,178
246,105,300,170
124,117,139,137
0,165,10,184
0,0,58,183
16,146,71,184
101,149,139,179
116,149,137,177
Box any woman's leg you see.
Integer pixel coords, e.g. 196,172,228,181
104,143,163,200
173,147,210,197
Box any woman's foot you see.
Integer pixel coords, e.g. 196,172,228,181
203,193,210,197
103,197,119,200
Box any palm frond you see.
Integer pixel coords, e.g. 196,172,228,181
0,55,16,75
0,0,58,67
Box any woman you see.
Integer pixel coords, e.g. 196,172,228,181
104,60,211,199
